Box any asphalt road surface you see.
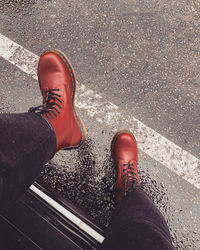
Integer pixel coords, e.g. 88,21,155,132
0,0,200,249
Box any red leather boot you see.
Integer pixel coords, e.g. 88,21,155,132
29,49,87,152
111,130,140,202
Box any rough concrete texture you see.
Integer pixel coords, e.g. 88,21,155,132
0,0,200,249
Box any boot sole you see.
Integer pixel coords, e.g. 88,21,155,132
40,49,87,149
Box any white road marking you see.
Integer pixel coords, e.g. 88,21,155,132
30,185,104,243
0,33,200,190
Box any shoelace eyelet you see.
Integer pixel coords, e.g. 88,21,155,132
28,89,62,120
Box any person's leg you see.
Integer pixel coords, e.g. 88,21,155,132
101,130,174,250
0,112,56,208
0,49,86,209
102,188,174,250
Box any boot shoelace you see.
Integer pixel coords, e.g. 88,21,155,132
122,162,138,191
29,89,62,120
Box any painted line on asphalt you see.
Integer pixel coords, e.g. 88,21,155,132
30,185,104,243
0,33,200,189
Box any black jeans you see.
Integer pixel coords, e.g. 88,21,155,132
102,190,174,250
0,113,174,250
0,112,56,207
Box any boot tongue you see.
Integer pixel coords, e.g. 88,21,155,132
42,88,62,109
